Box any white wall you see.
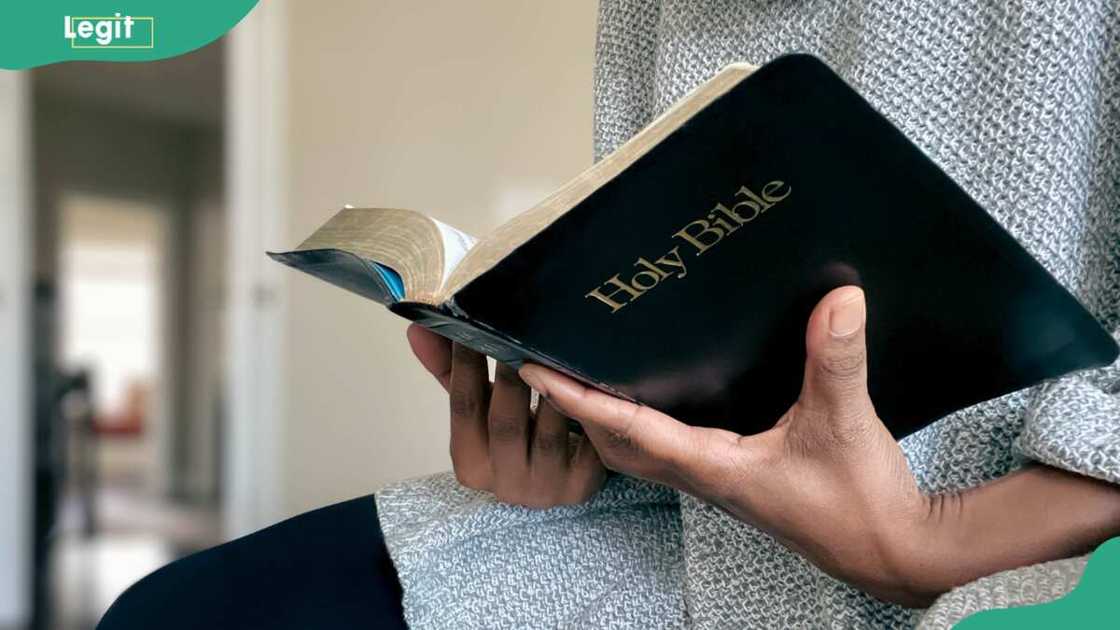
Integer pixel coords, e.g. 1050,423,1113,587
226,1,289,534
0,69,30,627
280,0,599,514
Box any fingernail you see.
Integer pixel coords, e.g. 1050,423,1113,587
829,288,865,337
518,366,546,395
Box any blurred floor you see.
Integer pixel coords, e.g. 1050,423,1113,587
50,478,220,630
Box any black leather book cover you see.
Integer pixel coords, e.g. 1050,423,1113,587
444,54,1118,438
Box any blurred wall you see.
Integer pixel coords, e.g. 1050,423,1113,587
179,131,225,502
33,91,225,501
282,0,599,513
0,70,30,628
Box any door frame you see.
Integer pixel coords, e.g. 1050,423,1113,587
224,0,290,537
0,69,31,627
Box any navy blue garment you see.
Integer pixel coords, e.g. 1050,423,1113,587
98,495,407,629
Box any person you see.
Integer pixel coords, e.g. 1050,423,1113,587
101,1,1120,628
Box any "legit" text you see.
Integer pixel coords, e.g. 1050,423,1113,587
64,14,137,46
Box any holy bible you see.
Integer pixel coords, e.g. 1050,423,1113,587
270,54,1118,438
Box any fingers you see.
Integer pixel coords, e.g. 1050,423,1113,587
531,399,572,481
415,326,606,506
519,365,738,494
407,324,453,392
528,398,604,505
488,363,533,498
443,347,605,506
448,343,492,489
798,286,876,433
565,437,606,504
490,367,606,507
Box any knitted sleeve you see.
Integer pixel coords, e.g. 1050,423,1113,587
1015,333,1120,484
591,0,662,161
374,473,686,630
917,554,1089,630
1014,121,1120,483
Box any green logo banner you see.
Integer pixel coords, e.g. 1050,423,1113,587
0,1,260,69
957,537,1120,628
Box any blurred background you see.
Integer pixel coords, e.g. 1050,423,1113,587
0,1,598,628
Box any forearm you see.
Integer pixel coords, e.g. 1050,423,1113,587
901,464,1120,604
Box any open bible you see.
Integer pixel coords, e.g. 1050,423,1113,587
270,54,1118,438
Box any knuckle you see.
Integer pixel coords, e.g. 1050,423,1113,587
449,388,483,420
488,411,528,442
601,404,643,461
493,485,536,507
826,409,877,447
452,464,490,491
816,347,866,381
533,430,569,457
604,428,642,461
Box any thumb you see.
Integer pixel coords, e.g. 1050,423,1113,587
798,286,875,425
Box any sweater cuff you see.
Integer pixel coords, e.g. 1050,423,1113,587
1014,335,1120,485
916,554,1088,630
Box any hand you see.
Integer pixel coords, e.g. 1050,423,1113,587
407,324,605,508
519,286,938,605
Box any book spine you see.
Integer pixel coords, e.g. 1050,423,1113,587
390,301,638,410
389,301,534,366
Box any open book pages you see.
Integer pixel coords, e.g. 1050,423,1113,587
287,62,757,305
439,62,757,299
295,207,477,303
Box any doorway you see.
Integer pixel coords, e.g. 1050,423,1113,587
31,41,226,629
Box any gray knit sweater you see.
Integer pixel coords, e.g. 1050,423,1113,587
376,1,1120,627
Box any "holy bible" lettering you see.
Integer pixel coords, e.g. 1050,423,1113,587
585,179,791,314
